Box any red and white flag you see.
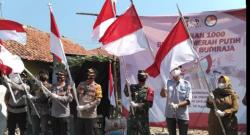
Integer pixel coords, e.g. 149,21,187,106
146,18,197,82
108,62,116,107
0,19,27,45
49,5,67,65
99,4,148,56
0,40,24,75
92,0,116,40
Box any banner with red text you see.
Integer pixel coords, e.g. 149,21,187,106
120,8,246,131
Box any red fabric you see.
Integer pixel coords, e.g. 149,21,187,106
145,19,189,77
0,63,12,75
108,62,114,97
0,20,25,32
99,4,142,45
146,87,154,102
93,0,116,29
50,7,60,38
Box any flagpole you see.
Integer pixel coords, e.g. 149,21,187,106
143,33,171,104
111,0,136,115
48,2,81,112
24,67,70,112
111,58,118,107
17,74,40,118
2,75,17,103
120,56,135,115
176,4,226,135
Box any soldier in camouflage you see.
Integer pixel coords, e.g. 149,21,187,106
124,70,154,135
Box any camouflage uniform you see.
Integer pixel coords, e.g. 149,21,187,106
124,83,154,135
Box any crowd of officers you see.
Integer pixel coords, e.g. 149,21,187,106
2,68,102,135
0,66,244,135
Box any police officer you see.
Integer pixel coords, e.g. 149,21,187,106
160,66,192,135
50,71,73,135
27,70,52,135
4,72,30,135
124,70,154,135
76,68,102,135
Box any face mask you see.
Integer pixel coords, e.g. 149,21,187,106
218,83,226,89
171,69,181,77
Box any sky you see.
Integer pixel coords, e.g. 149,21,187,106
1,0,246,50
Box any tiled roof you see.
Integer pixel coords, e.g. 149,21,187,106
88,47,113,57
3,26,91,62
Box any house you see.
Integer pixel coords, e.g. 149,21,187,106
2,26,112,75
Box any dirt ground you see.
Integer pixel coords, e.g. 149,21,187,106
4,127,247,135
150,127,247,135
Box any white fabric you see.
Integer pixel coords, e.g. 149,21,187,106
160,39,196,86
50,33,67,65
102,29,148,56
92,18,116,40
0,45,24,74
0,30,27,45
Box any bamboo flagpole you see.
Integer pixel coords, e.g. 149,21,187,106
48,2,81,116
24,67,70,112
176,4,227,135
2,75,17,103
17,74,40,118
111,0,135,115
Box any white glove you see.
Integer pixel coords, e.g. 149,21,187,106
37,81,43,88
130,101,139,107
170,102,179,111
21,84,29,90
51,93,59,99
208,92,214,100
27,93,35,99
77,104,90,111
216,109,225,117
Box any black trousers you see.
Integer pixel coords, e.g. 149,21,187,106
76,118,99,135
166,118,189,135
7,111,27,135
51,116,70,135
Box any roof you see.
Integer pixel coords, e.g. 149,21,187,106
88,47,113,57
3,26,91,62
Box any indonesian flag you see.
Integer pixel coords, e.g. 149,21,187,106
0,40,24,75
0,19,27,45
49,6,68,65
181,54,212,75
99,4,148,56
92,0,116,40
146,18,197,83
108,62,116,107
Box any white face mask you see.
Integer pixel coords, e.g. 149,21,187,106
9,73,21,84
171,69,181,77
218,83,226,89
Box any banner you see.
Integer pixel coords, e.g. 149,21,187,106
120,8,246,131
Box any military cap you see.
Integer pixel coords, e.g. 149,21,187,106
56,71,66,76
87,68,96,76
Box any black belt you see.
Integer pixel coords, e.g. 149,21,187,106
8,104,26,109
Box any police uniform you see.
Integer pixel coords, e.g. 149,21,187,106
124,70,154,135
76,68,102,135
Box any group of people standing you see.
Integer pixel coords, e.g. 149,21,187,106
0,65,245,135
1,68,103,135
126,66,243,135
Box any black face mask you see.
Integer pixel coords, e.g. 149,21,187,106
139,79,146,82
138,76,146,82
39,77,47,82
